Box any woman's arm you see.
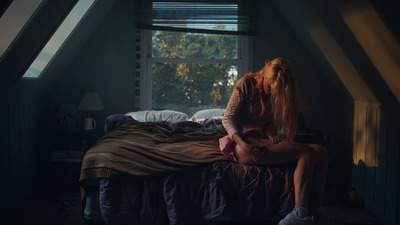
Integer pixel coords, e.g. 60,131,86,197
222,77,248,138
222,77,256,162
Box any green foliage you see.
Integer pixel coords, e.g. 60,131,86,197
151,30,238,115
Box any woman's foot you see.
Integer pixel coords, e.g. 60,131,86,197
279,207,313,225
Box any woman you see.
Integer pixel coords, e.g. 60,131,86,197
221,57,328,225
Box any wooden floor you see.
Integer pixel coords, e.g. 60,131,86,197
1,192,385,225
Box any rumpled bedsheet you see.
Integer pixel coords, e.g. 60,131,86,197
80,117,229,181
99,161,295,225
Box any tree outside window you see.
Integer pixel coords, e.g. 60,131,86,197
151,30,238,115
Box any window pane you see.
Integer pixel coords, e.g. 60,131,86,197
152,30,237,59
22,0,95,78
152,62,237,116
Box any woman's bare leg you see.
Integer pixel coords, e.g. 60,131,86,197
235,141,317,209
307,144,329,209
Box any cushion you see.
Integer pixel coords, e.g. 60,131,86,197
125,110,189,123
190,108,225,121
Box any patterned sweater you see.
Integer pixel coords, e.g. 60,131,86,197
222,73,274,138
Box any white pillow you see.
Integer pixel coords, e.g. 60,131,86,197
190,108,225,121
125,110,189,123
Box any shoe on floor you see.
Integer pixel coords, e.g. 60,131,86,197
279,208,313,225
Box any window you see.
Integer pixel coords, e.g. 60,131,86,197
138,2,254,116
22,0,95,79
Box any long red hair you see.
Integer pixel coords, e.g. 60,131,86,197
256,57,299,140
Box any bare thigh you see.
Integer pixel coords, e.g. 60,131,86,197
236,140,315,166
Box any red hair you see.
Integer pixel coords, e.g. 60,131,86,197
257,57,299,140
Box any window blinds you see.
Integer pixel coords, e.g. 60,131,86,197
135,0,257,35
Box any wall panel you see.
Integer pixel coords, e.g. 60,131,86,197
385,110,399,224
353,102,367,194
353,101,400,225
375,107,386,216
365,104,378,210
0,105,10,215
0,103,36,215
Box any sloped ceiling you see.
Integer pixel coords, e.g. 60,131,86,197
34,0,117,93
0,0,78,88
0,0,116,100
0,0,13,18
272,0,400,105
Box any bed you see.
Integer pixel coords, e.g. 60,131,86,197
79,109,296,225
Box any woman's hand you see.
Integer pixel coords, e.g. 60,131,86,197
236,141,254,155
235,141,261,164
268,135,286,144
235,138,270,164
232,133,271,164
265,122,287,144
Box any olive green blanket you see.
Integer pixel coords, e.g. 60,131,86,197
79,121,228,182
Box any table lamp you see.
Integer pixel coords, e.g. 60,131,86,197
78,92,104,130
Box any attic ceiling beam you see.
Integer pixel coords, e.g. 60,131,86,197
0,0,78,87
0,0,13,17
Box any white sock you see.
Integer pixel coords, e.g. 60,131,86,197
294,205,308,218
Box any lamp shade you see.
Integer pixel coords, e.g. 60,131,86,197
78,92,104,111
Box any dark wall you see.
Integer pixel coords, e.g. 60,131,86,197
0,0,80,216
40,0,135,133
268,0,400,224
254,0,354,188
0,85,39,216
0,0,127,216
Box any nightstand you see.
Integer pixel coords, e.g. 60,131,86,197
47,129,103,193
49,129,102,155
48,158,83,193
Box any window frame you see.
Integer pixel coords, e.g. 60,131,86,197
139,29,253,110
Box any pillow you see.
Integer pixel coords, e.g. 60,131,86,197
190,108,225,121
125,110,189,123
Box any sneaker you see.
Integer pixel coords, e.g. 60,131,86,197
279,208,313,225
